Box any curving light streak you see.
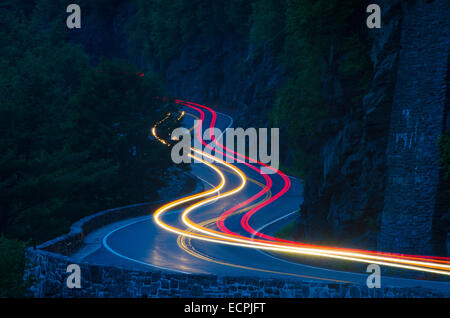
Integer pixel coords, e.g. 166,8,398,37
181,152,450,274
175,101,278,237
177,100,450,264
151,103,450,278
177,229,352,283
151,112,172,146
152,147,450,275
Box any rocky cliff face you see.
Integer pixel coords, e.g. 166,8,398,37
297,0,402,249
299,0,450,255
68,0,449,255
162,33,285,128
68,4,284,128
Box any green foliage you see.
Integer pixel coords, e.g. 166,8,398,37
125,0,373,185
0,0,377,256
252,0,373,176
67,60,177,205
275,219,296,240
0,3,177,244
0,236,29,298
126,0,253,63
250,0,286,51
125,0,373,179
439,133,450,181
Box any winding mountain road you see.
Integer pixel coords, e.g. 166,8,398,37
81,100,450,292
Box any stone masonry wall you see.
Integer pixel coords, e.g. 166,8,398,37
25,249,449,298
25,183,449,298
37,202,163,256
378,0,450,254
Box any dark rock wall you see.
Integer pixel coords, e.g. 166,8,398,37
378,0,450,255
298,0,450,255
66,1,449,255
67,4,132,63
163,33,285,128
298,1,403,248
68,4,284,127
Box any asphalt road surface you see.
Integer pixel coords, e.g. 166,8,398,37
83,100,450,292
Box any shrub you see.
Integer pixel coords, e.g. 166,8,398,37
0,236,29,298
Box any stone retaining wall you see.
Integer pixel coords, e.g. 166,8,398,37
25,172,448,298
37,202,162,256
37,171,200,256
378,0,450,255
25,249,449,298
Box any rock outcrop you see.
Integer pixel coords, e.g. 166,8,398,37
162,32,285,129
298,0,403,249
67,0,450,255
297,0,450,255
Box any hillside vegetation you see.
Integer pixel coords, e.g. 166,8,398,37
0,1,178,296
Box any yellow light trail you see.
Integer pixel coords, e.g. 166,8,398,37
151,113,450,277
151,112,172,146
177,231,353,283
153,150,450,276
187,151,450,273
176,188,355,283
152,111,199,145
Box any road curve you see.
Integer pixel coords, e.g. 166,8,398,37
83,100,450,292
